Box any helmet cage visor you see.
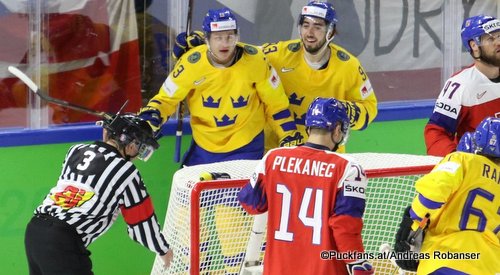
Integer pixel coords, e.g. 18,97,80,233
134,140,155,161
339,126,350,146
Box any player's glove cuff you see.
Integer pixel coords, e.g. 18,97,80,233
172,31,205,60
138,107,163,132
346,259,374,275
394,206,420,271
279,132,305,147
187,31,205,47
341,101,361,128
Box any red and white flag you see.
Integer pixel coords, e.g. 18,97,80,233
0,0,141,125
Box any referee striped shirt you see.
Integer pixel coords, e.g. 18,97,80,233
35,141,169,255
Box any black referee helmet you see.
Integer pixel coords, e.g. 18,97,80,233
101,113,160,161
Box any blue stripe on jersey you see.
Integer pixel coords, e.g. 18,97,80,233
418,193,444,209
334,189,365,218
409,207,422,222
428,111,458,134
280,121,297,132
272,109,292,120
428,267,469,275
238,181,267,212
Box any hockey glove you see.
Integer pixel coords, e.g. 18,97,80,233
341,101,361,128
138,107,163,133
172,31,205,60
346,259,374,275
279,132,305,147
394,206,420,271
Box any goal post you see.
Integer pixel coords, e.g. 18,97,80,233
151,153,442,275
189,179,250,275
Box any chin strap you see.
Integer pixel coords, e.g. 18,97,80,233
331,136,341,152
331,143,339,152
122,145,132,161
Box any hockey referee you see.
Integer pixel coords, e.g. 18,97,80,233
24,114,173,274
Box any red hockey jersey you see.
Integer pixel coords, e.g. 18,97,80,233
238,143,368,275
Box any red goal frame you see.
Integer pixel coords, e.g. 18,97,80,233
188,165,435,275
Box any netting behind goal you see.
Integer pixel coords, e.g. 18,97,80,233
151,153,442,275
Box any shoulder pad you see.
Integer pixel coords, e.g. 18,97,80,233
187,51,201,63
287,42,301,52
243,45,258,55
336,50,350,61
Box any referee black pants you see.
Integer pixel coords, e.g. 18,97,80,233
25,214,93,275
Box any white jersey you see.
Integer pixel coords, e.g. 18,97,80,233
424,65,500,156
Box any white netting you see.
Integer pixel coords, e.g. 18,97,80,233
151,153,442,275
152,160,260,275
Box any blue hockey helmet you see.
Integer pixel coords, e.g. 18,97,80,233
457,131,475,153
473,117,500,158
300,1,338,28
202,8,238,34
461,15,500,53
305,97,349,142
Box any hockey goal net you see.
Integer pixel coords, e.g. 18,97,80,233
151,153,442,275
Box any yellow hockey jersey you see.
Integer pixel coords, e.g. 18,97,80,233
411,152,500,274
145,43,296,153
262,40,377,152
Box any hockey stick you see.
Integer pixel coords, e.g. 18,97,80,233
239,213,267,275
173,0,194,163
8,66,113,120
407,213,429,246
